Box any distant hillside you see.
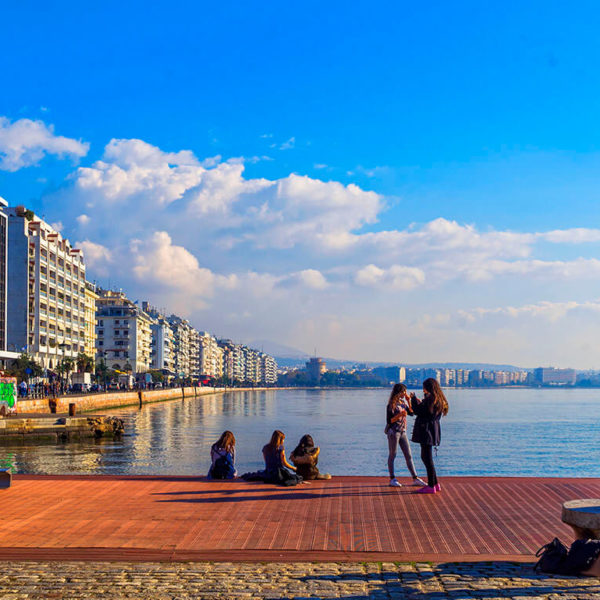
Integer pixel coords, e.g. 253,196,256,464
249,340,310,359
250,340,529,371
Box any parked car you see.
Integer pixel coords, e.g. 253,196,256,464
70,383,91,393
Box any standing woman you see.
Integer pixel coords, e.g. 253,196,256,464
410,378,449,494
386,383,426,487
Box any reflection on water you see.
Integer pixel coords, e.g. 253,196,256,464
1,388,599,476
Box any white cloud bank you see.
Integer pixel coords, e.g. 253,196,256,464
0,117,89,171
29,135,600,366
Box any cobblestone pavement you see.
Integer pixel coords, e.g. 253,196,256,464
0,561,598,600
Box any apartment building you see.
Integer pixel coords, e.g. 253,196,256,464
198,331,223,379
7,206,87,370
96,289,154,373
84,281,98,365
259,353,277,385
142,303,175,375
219,339,244,382
0,198,19,368
168,315,196,378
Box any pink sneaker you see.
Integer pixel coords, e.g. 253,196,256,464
434,483,441,492
416,485,437,494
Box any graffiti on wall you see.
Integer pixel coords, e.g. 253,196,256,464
0,377,17,413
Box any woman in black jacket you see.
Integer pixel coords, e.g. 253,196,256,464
410,378,449,494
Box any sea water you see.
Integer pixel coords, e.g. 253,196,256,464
1,388,598,477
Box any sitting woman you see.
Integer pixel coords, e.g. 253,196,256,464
290,434,331,480
207,430,237,479
262,430,302,486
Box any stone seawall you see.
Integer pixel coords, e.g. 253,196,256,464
14,386,228,414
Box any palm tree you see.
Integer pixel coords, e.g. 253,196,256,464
76,353,93,373
60,357,75,388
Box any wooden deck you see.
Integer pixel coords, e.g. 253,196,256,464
1,475,597,562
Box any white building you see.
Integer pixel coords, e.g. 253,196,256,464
142,303,175,375
96,290,154,373
198,331,223,379
7,206,87,370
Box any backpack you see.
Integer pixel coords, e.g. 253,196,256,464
534,538,569,574
210,454,235,479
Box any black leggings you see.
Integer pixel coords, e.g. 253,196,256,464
420,444,438,487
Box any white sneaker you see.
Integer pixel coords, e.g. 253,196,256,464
411,477,427,487
389,478,402,487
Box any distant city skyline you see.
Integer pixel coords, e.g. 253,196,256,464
2,2,600,367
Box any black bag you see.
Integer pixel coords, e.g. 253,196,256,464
565,539,600,574
534,538,569,574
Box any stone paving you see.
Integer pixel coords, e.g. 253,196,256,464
0,561,598,600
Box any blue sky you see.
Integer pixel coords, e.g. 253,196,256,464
2,2,600,366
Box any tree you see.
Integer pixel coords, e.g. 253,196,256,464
76,353,93,373
148,370,164,383
6,353,43,382
57,357,75,385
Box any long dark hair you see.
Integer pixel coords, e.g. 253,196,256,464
267,429,285,449
214,430,236,453
423,378,449,416
292,434,315,457
387,383,407,408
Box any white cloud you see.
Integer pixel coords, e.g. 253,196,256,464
77,240,113,277
0,116,89,171
539,228,600,244
50,221,63,232
290,269,328,290
459,299,600,322
354,264,425,290
76,214,90,225
280,137,295,150
131,231,238,300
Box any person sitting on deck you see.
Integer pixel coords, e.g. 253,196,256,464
290,434,331,480
207,430,237,479
262,430,303,486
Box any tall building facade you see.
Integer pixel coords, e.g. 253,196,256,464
0,198,7,352
142,303,175,375
259,353,277,384
95,289,154,373
168,315,196,378
84,281,98,365
198,331,223,379
7,206,87,369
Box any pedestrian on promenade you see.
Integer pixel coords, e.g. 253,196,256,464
262,430,302,486
409,378,448,494
290,434,331,480
207,430,237,479
385,383,426,488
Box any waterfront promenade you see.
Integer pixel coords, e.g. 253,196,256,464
1,475,597,562
0,475,599,598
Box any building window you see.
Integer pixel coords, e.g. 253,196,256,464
98,341,103,346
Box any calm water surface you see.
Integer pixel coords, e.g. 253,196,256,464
1,388,598,477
